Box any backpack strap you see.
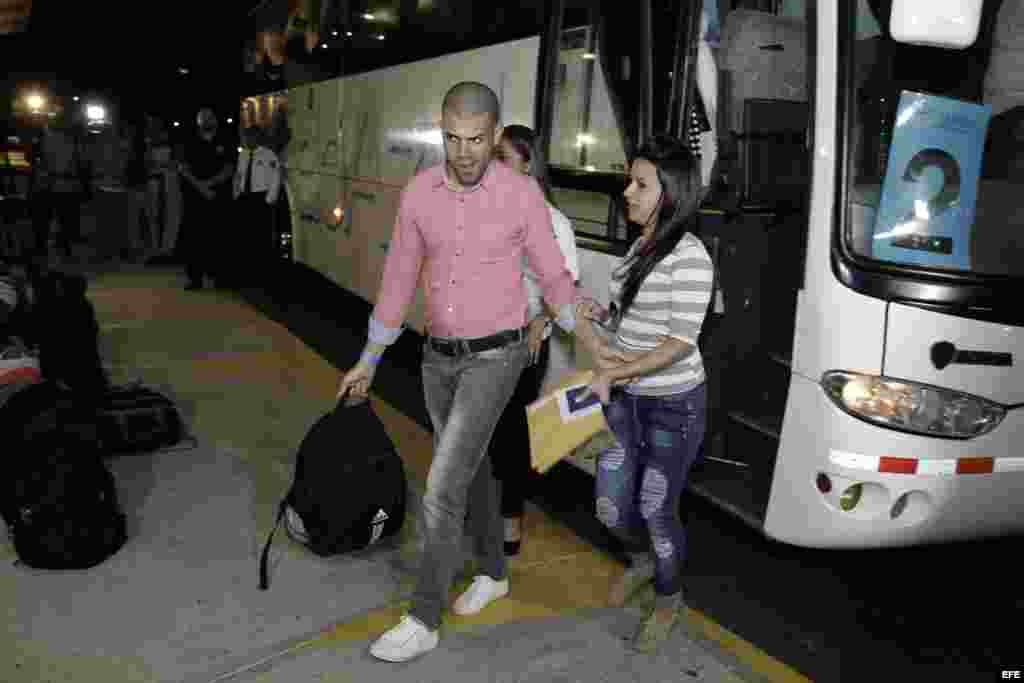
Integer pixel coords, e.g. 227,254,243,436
258,497,289,590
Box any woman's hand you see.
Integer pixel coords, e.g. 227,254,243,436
583,369,615,405
527,316,547,365
594,344,630,369
575,298,609,324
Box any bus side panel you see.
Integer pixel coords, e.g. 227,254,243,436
287,84,319,173
766,373,1024,548
287,169,320,268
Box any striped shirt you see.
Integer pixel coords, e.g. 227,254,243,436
608,232,713,397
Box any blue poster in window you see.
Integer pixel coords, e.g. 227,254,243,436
872,91,991,270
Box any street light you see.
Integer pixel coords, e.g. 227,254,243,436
26,93,45,112
86,104,106,122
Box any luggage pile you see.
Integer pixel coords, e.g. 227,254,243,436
0,267,194,570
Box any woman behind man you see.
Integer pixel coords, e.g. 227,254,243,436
489,124,579,555
576,135,713,652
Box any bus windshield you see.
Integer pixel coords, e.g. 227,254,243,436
844,0,1024,279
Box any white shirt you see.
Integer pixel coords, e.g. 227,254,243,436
233,146,282,204
523,204,579,339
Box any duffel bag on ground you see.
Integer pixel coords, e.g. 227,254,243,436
94,383,197,455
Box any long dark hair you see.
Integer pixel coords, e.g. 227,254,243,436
615,134,702,319
499,124,558,208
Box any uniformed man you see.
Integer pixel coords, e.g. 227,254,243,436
178,108,235,290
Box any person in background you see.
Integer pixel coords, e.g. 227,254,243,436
336,81,577,664
489,124,579,556
575,135,713,653
144,115,181,264
177,108,235,290
120,121,149,260
233,107,285,286
30,113,89,271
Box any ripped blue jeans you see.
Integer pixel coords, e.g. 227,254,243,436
596,384,706,597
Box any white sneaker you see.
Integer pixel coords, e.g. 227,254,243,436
452,575,510,616
369,615,439,662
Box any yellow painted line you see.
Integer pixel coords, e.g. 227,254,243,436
682,607,814,683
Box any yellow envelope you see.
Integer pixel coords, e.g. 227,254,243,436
527,370,613,474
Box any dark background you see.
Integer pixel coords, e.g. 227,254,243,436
0,1,258,131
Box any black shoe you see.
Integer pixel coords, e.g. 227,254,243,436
184,281,202,291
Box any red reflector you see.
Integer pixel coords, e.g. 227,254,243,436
816,473,831,493
956,457,994,474
879,457,917,474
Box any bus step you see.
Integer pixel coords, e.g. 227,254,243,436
727,410,781,440
688,465,767,531
698,432,751,468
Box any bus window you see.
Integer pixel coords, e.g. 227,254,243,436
336,0,547,76
245,1,549,90
550,25,628,174
710,7,810,211
542,0,706,248
844,0,1024,278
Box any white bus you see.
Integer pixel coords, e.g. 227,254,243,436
256,0,1024,548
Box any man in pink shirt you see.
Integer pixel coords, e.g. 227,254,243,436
337,82,576,662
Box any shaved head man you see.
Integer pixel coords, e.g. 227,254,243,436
339,78,579,663
441,81,501,188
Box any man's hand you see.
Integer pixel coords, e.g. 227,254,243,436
527,317,547,365
337,361,375,405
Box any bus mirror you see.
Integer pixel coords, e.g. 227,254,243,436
890,0,983,49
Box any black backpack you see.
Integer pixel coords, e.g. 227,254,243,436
94,383,195,455
31,271,108,400
259,399,406,590
1,382,127,570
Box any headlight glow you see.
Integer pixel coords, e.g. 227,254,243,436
822,371,1005,439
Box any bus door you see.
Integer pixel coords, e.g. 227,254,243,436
682,7,814,529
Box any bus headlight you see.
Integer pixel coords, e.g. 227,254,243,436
821,371,1005,439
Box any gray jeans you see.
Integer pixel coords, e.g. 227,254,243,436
409,338,529,630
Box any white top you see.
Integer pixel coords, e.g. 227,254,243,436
233,146,283,204
523,204,579,339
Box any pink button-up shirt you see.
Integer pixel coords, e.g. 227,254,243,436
371,161,575,340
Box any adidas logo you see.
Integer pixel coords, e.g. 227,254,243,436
372,508,389,524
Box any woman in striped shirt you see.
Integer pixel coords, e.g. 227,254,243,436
576,135,713,652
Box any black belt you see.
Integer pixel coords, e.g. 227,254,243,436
428,327,526,357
